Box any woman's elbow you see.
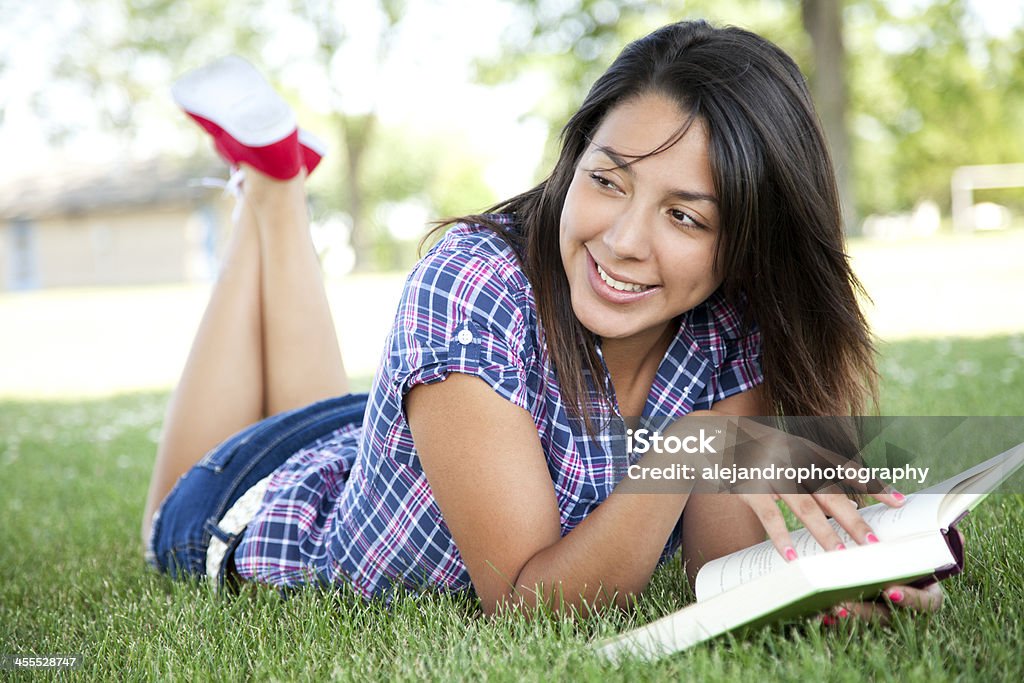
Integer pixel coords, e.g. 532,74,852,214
480,581,639,619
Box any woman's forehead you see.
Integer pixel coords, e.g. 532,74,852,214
589,93,705,160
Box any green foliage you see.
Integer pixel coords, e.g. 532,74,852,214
475,0,806,173
847,0,1024,215
5,0,1024,266
484,0,1024,217
306,122,497,269
52,0,264,132
360,126,496,216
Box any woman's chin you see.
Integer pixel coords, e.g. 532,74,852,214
573,308,639,340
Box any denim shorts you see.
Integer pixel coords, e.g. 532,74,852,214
146,392,369,584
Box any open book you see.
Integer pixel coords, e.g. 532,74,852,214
596,441,1024,663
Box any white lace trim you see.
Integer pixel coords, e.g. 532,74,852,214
189,167,247,222
144,508,161,565
205,473,272,588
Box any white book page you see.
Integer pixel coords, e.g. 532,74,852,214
695,493,944,601
694,443,1024,602
603,534,955,662
918,441,1024,498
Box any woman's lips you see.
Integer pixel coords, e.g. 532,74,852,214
585,250,661,304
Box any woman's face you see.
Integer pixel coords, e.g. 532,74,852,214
559,92,723,344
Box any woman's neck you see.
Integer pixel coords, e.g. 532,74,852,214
600,322,676,415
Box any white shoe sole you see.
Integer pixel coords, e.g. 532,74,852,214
298,129,328,157
171,56,296,148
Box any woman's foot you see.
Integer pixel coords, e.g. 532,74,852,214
172,56,326,179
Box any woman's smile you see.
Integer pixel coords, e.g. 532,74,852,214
586,249,662,302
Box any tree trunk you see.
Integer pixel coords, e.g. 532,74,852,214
801,0,858,235
340,112,377,270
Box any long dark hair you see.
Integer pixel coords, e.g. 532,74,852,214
429,20,877,424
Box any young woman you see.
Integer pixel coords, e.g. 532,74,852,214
142,20,943,620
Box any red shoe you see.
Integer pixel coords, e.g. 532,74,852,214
208,127,327,177
298,129,328,175
173,56,309,180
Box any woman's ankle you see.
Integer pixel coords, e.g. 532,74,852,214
240,164,308,207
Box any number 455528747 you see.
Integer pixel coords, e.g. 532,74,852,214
1,655,82,669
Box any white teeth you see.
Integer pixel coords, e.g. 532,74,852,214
596,263,652,293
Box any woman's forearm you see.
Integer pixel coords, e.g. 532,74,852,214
497,488,690,616
493,411,738,616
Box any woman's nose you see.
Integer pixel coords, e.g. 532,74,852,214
602,203,653,262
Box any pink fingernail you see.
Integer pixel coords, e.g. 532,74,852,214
888,589,903,603
892,490,906,502
866,533,880,544
785,547,798,562
836,543,847,551
837,607,850,619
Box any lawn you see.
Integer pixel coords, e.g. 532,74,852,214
2,335,1023,680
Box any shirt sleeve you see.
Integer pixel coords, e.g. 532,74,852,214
386,243,534,413
708,327,764,405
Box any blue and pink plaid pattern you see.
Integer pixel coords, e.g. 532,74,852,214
233,218,763,600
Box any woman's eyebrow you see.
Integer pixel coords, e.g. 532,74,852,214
668,189,719,206
590,144,636,173
590,144,719,206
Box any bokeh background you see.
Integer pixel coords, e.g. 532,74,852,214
1,0,1022,400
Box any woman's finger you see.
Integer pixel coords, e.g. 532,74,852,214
871,487,907,508
742,494,798,560
812,490,877,545
777,492,845,551
883,582,944,612
821,601,855,625
821,582,945,629
838,600,892,624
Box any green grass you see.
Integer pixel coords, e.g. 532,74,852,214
2,336,1023,681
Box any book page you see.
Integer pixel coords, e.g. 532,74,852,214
605,534,956,662
932,442,1024,526
917,441,1024,495
694,494,943,601
694,442,1024,602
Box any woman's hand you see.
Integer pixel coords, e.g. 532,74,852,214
823,528,962,625
823,582,944,625
711,415,905,556
683,395,944,626
738,488,904,558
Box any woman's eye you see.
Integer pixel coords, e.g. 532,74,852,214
670,209,701,229
588,172,618,190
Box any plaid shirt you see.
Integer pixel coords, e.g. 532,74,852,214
233,218,763,600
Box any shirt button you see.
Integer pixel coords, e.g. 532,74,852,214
457,329,474,345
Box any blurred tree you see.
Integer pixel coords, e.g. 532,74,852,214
801,0,857,233
478,0,1024,228
45,0,263,137
847,0,1024,216
293,0,407,268
11,0,467,270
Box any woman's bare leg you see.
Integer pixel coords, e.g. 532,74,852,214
141,196,265,542
243,166,349,416
141,167,351,545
